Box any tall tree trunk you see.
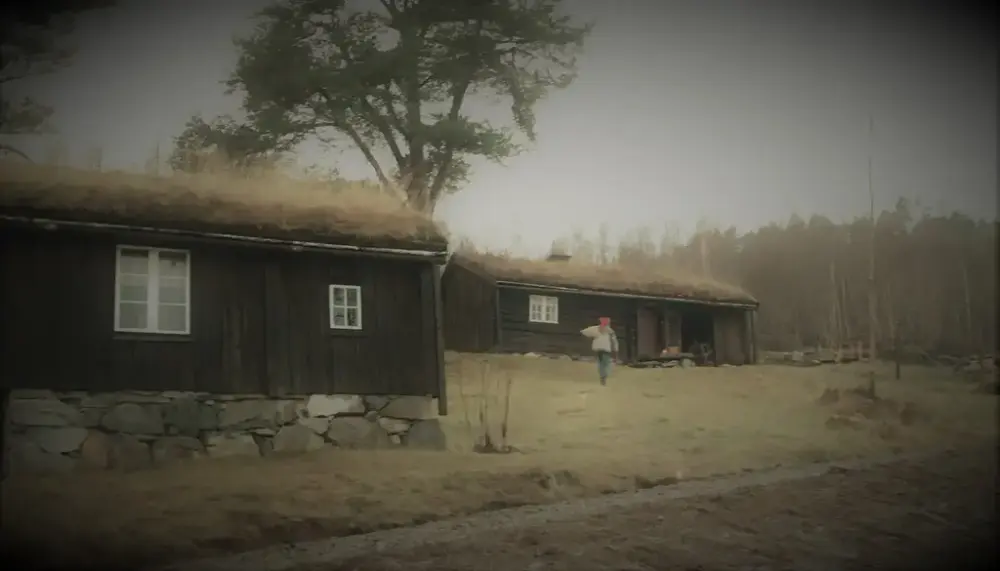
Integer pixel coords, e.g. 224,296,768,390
884,281,896,346
840,277,852,344
829,258,842,361
699,233,710,276
961,261,974,354
884,280,902,378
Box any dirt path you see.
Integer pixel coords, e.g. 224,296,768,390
158,445,996,571
323,446,996,571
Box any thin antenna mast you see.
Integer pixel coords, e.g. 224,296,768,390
864,2,879,396
866,115,879,398
868,115,876,358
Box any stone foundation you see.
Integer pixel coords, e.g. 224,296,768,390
2,389,445,474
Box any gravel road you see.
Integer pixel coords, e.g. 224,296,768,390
157,444,996,571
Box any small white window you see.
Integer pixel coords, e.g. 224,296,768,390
528,294,559,324
329,284,362,330
114,246,191,335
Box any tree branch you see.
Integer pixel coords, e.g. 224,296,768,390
379,88,408,139
315,85,407,202
427,20,484,206
377,0,399,17
400,27,427,201
0,143,33,162
333,119,407,204
339,121,388,185
359,96,405,166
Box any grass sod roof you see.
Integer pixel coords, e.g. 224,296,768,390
456,251,758,306
0,162,448,251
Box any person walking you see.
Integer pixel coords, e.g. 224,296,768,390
581,317,619,385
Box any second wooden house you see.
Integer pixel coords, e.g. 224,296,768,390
441,251,759,365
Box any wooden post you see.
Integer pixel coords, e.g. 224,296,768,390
894,319,902,380
743,309,752,366
830,259,843,363
841,278,852,344
493,286,503,352
431,264,448,416
0,388,9,481
962,263,974,352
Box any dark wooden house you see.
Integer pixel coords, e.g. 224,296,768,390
0,164,450,412
442,252,759,365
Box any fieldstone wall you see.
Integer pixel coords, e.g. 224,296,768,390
2,390,445,475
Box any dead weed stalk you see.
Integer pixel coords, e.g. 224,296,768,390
456,358,515,454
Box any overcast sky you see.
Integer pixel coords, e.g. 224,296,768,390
4,0,996,256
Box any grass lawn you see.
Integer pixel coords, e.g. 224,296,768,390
2,353,995,567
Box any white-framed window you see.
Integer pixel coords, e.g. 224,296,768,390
329,284,363,330
528,294,559,324
114,246,191,335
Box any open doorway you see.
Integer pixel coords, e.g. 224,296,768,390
678,305,715,364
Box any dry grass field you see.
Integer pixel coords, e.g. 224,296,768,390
2,352,995,568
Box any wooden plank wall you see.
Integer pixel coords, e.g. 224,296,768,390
0,228,440,396
440,261,497,352
713,308,749,365
497,288,638,361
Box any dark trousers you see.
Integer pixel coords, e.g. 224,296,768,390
596,351,613,385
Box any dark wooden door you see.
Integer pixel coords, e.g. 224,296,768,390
713,310,746,365
636,306,660,359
